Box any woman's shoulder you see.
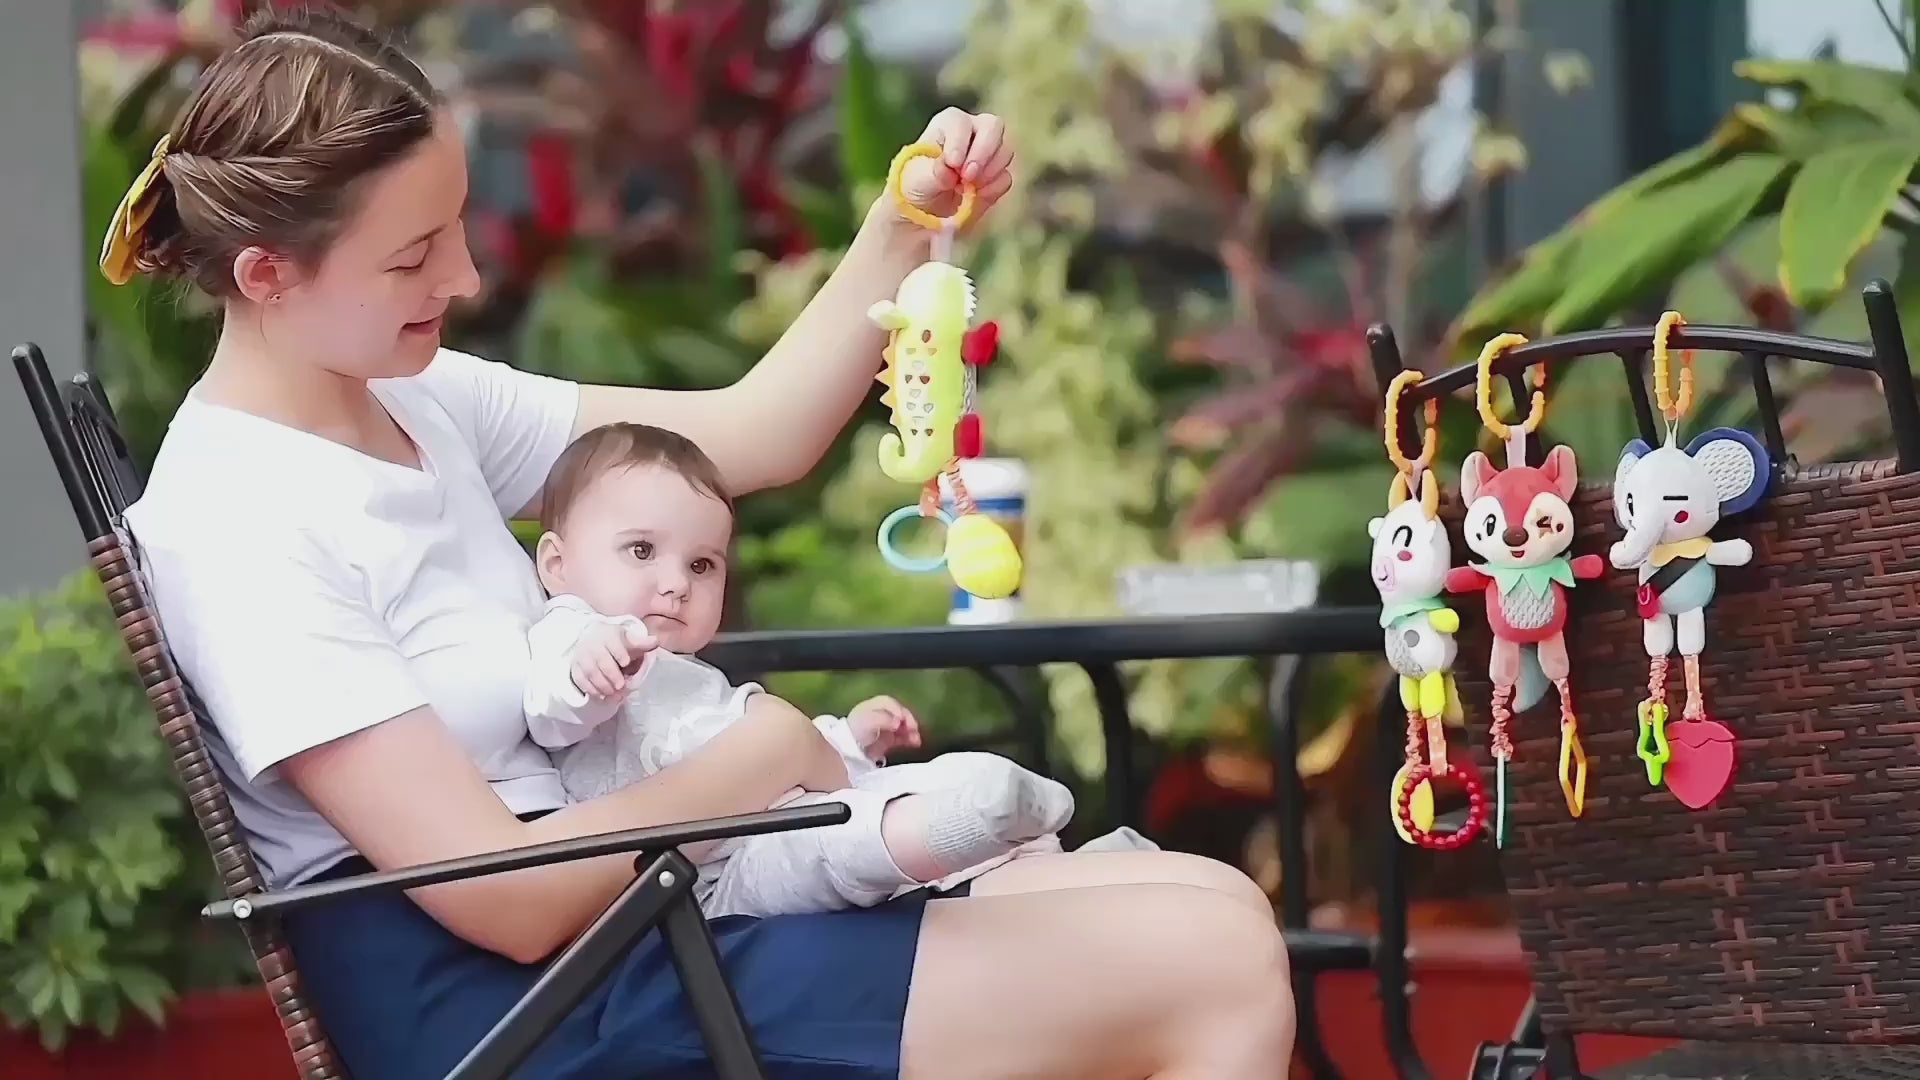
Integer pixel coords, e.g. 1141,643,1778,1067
125,398,343,562
383,347,575,421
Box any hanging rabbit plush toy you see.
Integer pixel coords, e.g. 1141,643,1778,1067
1375,372,1485,851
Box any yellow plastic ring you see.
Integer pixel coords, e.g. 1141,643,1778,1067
1474,332,1546,439
1651,310,1694,423
1383,370,1439,475
887,142,976,233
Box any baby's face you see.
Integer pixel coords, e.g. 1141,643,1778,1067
548,464,731,652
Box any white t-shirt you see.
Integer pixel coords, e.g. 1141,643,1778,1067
122,348,581,888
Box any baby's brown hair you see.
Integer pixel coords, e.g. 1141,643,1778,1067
115,5,439,295
539,423,734,534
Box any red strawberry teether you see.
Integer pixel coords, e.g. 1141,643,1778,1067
1662,717,1735,809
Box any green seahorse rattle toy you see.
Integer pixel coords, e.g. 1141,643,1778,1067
871,142,1023,601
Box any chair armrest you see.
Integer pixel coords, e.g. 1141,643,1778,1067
201,802,850,921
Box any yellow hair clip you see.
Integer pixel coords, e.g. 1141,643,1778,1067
99,135,171,286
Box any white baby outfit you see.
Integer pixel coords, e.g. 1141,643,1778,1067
525,594,1073,918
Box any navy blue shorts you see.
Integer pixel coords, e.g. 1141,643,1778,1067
284,854,950,1079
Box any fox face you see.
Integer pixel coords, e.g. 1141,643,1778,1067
1459,445,1580,569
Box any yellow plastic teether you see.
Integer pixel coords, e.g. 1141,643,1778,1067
1390,763,1437,843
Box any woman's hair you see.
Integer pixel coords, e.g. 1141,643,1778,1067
540,423,735,534
127,5,440,295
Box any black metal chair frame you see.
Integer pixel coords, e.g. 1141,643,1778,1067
1368,278,1920,1080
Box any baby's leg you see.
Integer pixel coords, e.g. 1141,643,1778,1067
857,752,1075,883
702,789,913,919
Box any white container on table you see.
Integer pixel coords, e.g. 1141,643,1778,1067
939,456,1029,625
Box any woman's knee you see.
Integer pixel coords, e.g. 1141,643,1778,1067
971,847,1276,915
1149,888,1295,1068
1144,849,1275,914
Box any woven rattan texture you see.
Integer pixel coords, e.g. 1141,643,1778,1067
1443,459,1920,1044
1595,1040,1920,1078
91,536,345,1078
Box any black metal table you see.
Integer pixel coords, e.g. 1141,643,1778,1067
702,608,1434,1080
706,610,1379,827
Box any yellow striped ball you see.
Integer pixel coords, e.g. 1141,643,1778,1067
944,513,1023,599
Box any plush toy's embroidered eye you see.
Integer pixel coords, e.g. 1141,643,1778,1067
1481,513,1497,538
1625,493,1635,518
1392,524,1413,548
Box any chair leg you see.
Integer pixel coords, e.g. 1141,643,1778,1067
1511,995,1542,1047
445,849,696,1080
1542,1031,1588,1080
661,883,767,1080
1467,1040,1546,1080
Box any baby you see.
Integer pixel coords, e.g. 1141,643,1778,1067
523,422,1077,919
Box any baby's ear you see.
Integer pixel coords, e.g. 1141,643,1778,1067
534,531,566,595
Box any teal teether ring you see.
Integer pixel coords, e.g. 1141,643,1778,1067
878,504,952,574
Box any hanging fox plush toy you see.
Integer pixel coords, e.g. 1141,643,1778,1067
1447,333,1605,827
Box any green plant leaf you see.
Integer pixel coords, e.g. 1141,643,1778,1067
835,18,923,198
837,19,893,189
1451,134,1746,345
1243,462,1399,571
0,572,249,1048
1727,100,1889,160
1540,153,1792,334
116,965,173,1026
1734,59,1920,133
1893,233,1920,370
785,179,862,250
1778,140,1920,309
693,138,744,308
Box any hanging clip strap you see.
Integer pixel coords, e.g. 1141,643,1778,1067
1650,310,1695,436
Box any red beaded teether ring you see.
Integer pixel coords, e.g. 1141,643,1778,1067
1393,763,1490,851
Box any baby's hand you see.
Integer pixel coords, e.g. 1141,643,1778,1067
569,621,656,700
847,695,922,759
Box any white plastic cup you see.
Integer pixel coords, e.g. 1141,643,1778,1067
939,456,1028,624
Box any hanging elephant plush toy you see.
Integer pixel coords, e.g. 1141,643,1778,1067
1609,312,1771,810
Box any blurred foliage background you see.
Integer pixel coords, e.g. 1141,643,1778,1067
19,0,1920,1050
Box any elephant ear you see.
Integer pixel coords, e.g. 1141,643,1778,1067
1612,438,1652,529
1685,427,1772,516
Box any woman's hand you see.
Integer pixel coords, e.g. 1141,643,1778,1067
883,108,1016,232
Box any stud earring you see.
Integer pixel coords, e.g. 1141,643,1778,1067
268,293,281,303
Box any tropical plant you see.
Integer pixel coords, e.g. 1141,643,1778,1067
1081,0,1537,572
731,0,1290,778
1454,9,1920,347
0,574,251,1051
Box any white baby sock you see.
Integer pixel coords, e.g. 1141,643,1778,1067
859,753,1075,877
1075,826,1161,853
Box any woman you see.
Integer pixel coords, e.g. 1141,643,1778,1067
107,9,1295,1078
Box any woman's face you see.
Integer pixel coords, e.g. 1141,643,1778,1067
258,112,481,380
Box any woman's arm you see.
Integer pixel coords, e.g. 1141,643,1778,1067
280,693,846,964
570,201,923,494
567,109,1015,498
